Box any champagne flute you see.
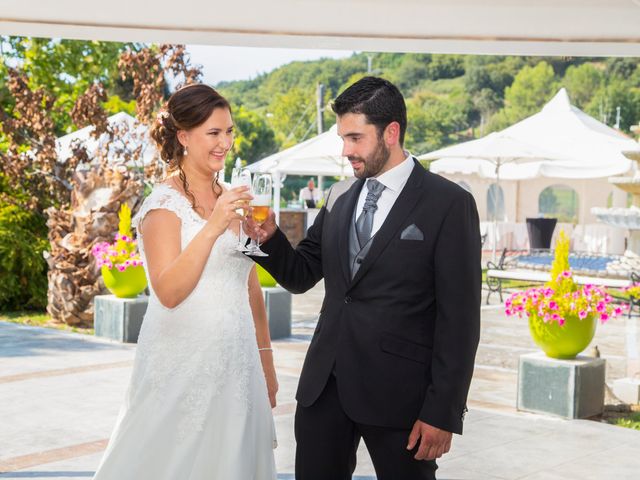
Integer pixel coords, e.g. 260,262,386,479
247,174,272,257
230,166,252,252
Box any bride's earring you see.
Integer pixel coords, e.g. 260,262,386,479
184,146,188,156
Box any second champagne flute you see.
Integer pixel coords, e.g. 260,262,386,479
247,174,272,257
231,167,252,252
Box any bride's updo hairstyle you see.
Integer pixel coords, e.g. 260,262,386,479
151,83,231,211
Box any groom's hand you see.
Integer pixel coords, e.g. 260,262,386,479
245,209,278,243
407,420,452,461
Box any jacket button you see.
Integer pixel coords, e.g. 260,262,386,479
344,296,352,304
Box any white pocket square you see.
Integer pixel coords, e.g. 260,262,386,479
400,224,424,241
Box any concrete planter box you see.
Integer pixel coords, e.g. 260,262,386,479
263,286,292,340
93,287,292,343
517,352,605,419
94,294,148,343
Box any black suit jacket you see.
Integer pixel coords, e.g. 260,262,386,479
255,160,481,434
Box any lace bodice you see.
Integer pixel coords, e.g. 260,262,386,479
129,184,260,439
132,183,253,301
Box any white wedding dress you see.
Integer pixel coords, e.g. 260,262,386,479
93,184,277,480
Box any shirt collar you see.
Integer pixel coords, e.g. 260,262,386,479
373,152,414,193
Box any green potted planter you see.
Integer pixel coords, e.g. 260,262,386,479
505,230,625,360
257,264,277,287
528,312,596,359
101,265,147,299
92,203,147,299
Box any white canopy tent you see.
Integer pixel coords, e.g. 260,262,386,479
247,124,352,220
3,1,640,57
56,112,158,167
424,89,640,181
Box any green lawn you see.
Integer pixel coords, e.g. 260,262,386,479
0,311,94,335
611,413,640,430
604,411,640,431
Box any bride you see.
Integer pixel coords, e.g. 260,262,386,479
93,84,278,479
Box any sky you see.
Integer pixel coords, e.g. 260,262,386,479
185,45,356,85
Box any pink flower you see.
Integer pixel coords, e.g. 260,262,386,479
600,313,610,322
549,301,558,310
578,310,587,320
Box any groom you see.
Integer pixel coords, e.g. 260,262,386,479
248,77,481,479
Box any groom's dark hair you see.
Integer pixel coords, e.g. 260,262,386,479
331,76,407,145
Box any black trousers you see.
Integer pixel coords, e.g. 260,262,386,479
295,375,437,480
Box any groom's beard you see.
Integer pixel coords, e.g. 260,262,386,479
349,138,390,179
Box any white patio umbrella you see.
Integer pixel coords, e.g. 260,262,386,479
421,132,570,260
247,124,352,220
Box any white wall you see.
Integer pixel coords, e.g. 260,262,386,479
439,173,621,224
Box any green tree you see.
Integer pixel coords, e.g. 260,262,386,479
0,199,49,310
1,36,137,134
489,61,557,131
586,78,640,132
606,58,640,80
561,63,603,109
227,106,278,178
464,56,525,98
426,55,465,80
388,54,431,94
268,86,316,147
405,91,472,154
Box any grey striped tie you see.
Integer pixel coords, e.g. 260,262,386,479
356,178,386,248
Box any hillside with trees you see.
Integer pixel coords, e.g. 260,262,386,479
216,53,640,161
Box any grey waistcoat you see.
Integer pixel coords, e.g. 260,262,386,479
349,207,375,279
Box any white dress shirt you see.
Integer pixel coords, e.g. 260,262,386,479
354,153,415,237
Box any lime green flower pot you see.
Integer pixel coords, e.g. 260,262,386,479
256,264,277,287
101,265,148,298
528,312,597,359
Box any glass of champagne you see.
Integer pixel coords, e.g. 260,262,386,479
230,167,252,252
247,173,272,257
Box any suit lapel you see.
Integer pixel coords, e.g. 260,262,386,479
337,178,364,284
349,160,425,289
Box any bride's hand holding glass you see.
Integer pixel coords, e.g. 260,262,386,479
205,186,252,238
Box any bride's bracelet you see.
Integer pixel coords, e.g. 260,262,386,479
258,347,273,352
